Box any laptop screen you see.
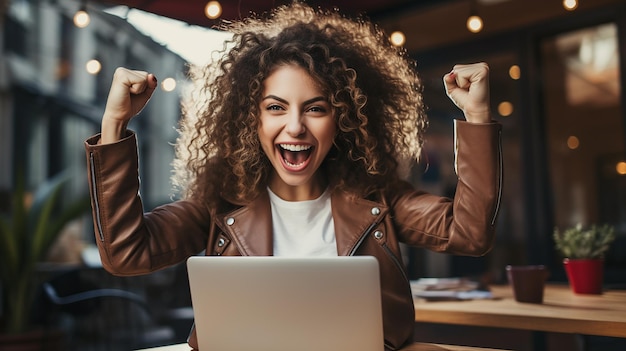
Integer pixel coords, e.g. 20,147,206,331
187,256,384,351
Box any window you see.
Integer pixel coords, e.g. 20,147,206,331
540,22,625,282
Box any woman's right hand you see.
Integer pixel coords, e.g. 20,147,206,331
101,67,158,144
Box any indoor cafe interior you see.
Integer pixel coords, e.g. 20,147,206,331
1,0,625,350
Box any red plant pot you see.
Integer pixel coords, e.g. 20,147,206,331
563,258,604,294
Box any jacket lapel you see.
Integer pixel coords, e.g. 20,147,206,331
216,190,273,256
331,189,388,256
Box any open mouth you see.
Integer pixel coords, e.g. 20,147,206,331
278,144,313,168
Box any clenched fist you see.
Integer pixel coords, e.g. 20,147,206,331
101,67,158,144
443,62,491,124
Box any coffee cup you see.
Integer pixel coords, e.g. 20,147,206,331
506,265,549,303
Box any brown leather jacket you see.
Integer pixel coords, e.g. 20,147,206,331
84,120,502,350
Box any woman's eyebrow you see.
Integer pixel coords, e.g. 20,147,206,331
262,95,288,104
261,95,327,106
303,96,327,105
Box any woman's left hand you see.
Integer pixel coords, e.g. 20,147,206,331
443,62,491,124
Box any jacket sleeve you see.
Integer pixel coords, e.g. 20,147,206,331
392,120,502,256
85,131,210,276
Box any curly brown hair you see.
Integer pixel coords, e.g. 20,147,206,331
172,1,427,208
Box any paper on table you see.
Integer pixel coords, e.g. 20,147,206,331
411,278,479,291
410,278,494,301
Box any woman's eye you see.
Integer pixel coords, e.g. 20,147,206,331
308,106,327,113
266,104,283,111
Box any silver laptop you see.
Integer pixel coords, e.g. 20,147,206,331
186,256,384,351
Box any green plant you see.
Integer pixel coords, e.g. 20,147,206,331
553,223,616,259
0,171,90,334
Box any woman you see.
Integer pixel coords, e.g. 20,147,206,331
85,2,502,350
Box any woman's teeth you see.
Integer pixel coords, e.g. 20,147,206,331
279,144,312,151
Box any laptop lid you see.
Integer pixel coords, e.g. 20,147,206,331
186,256,384,351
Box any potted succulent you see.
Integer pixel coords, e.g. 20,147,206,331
0,171,90,350
553,223,616,294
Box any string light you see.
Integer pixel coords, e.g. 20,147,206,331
85,59,101,74
497,101,513,117
467,15,483,33
617,162,626,175
161,77,177,92
390,31,406,47
466,0,483,33
567,136,580,150
509,65,521,80
73,4,90,28
205,1,222,19
563,0,578,11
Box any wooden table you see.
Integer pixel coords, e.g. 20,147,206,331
138,342,511,351
413,283,626,337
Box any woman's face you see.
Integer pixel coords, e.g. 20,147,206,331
258,64,336,201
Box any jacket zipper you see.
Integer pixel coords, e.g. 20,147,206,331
89,152,105,241
490,129,503,226
341,210,408,351
347,219,381,256
381,243,409,283
381,243,413,351
355,222,410,351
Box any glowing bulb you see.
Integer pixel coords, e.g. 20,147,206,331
390,31,406,47
466,15,483,33
563,0,578,11
74,10,90,28
86,59,101,75
616,162,626,175
205,1,222,19
161,77,177,92
567,136,580,150
497,101,513,117
509,65,521,80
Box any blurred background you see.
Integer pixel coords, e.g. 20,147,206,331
0,0,625,350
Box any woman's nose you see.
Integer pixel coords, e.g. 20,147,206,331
285,112,306,137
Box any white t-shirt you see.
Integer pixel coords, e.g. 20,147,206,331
268,187,337,257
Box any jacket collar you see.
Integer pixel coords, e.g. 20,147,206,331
215,188,388,256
